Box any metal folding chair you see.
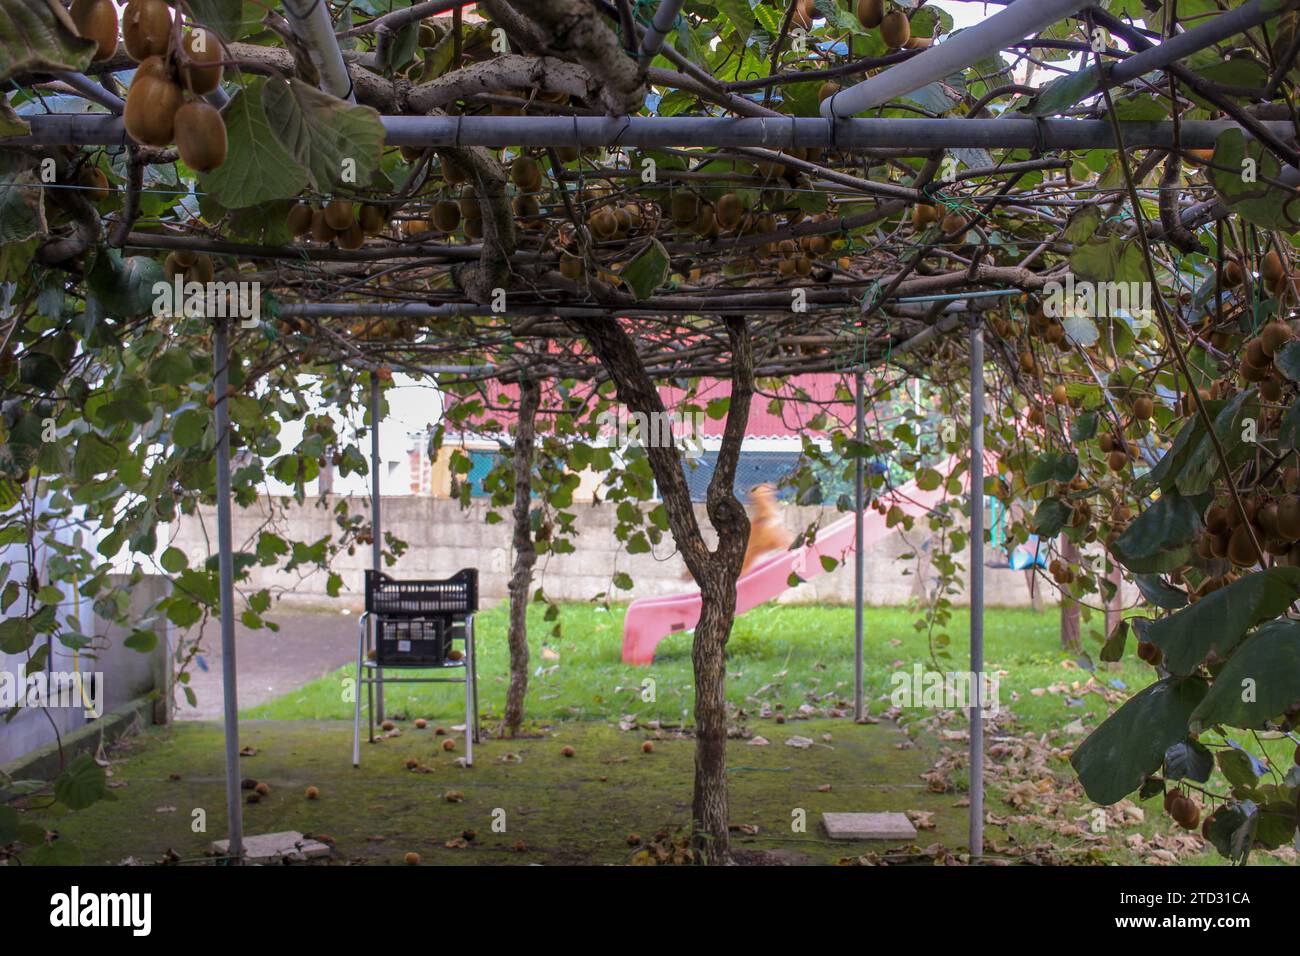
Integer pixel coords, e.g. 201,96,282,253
352,569,479,767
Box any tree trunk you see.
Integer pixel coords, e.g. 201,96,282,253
1059,536,1081,651
570,316,753,864
504,377,540,736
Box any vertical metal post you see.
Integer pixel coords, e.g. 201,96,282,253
968,322,985,860
370,374,384,720
853,367,865,722
213,320,243,860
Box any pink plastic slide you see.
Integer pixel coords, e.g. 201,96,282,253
620,465,961,665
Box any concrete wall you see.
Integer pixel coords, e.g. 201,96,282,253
0,574,172,766
170,494,1075,610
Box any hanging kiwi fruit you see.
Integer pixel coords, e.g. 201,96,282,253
670,192,699,227
124,56,183,148
122,0,173,62
310,209,337,244
510,155,542,192
359,204,387,235
715,193,744,231
336,223,365,251
323,200,355,232
77,165,110,202
173,101,227,173
179,28,224,96
286,203,313,237
165,251,213,284
70,0,119,62
559,252,583,281
857,0,885,29
431,200,461,233
912,202,938,228
880,10,911,49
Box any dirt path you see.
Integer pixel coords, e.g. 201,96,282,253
176,609,358,720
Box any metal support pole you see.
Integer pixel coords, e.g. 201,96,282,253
213,319,243,861
968,322,985,860
13,114,1296,152
638,0,685,71
282,0,357,102
853,367,865,723
822,0,1091,118
369,374,384,721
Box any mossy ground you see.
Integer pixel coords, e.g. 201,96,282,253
50,717,965,866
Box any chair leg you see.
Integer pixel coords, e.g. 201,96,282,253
464,622,475,766
352,614,366,767
376,665,385,724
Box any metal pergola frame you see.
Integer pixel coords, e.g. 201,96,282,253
15,0,1296,865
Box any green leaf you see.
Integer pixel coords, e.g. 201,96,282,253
261,77,385,194
1100,617,1128,663
53,753,107,810
86,250,165,320
1030,69,1097,116
123,628,157,652
1069,411,1098,443
1163,739,1214,783
1273,340,1300,382
160,546,189,573
0,149,47,244
717,0,756,43
149,350,195,387
0,0,95,82
1208,127,1299,230
1070,677,1208,805
1217,748,1259,790
184,0,245,41
1070,236,1146,286
1026,451,1077,486
73,433,120,483
200,79,310,208
1134,573,1188,610
619,238,670,300
0,614,34,653
1030,497,1071,537
1189,618,1300,732
1145,567,1300,676
1109,490,1205,574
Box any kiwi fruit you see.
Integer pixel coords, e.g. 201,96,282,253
1227,523,1261,567
71,0,119,62
323,200,354,231
1261,321,1293,357
1107,450,1129,472
1222,259,1243,287
671,192,699,226
589,208,618,239
171,247,197,269
559,252,582,280
818,82,839,103
441,156,469,185
1169,795,1200,830
431,200,461,233
792,0,814,30
173,101,227,173
694,206,718,239
124,58,182,147
715,193,744,231
1132,395,1154,420
359,203,387,235
880,10,911,48
310,209,337,244
857,0,884,29
336,222,365,250
555,145,580,163
458,187,480,219
1261,376,1284,403
904,36,932,49
180,28,224,96
464,216,484,240
510,155,542,192
287,203,313,237
1205,503,1230,535
1263,249,1285,283
513,194,540,219
1277,495,1300,539
941,212,966,237
912,203,938,228
78,166,110,202
122,0,172,62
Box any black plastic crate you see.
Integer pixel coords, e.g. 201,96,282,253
365,569,478,617
376,616,450,667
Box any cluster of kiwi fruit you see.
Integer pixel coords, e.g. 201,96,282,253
854,0,930,51
287,200,387,249
1162,788,1201,831
89,0,227,173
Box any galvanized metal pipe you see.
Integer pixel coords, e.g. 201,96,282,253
968,321,985,859
11,113,1296,151
213,320,243,861
853,366,865,723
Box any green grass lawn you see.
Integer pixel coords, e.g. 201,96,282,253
240,599,1297,866
245,601,1137,732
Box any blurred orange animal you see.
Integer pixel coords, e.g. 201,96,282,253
742,484,792,574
